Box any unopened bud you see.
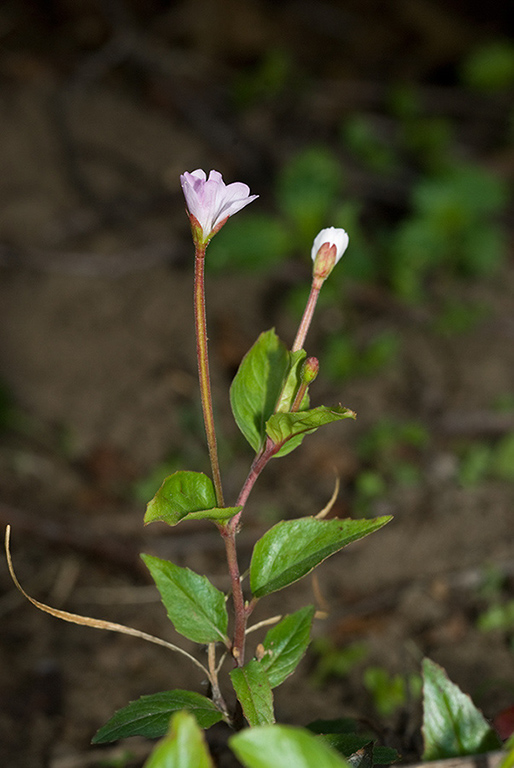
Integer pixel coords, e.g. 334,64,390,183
311,227,349,282
302,356,319,384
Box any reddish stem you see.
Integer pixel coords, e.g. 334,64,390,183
220,525,246,666
194,247,224,507
221,437,281,666
291,278,322,352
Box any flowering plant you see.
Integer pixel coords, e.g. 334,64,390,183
5,169,504,767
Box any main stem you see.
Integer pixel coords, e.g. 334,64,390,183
194,246,224,507
222,438,279,667
220,526,246,666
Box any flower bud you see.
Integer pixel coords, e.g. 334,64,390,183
301,356,319,385
311,227,349,281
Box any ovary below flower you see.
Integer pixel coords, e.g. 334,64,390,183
180,169,258,245
311,227,349,283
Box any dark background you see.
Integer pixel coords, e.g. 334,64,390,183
0,1,513,766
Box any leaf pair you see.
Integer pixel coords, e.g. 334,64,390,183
94,606,315,742
107,660,501,768
230,328,355,457
140,516,391,648
145,330,355,530
99,512,390,740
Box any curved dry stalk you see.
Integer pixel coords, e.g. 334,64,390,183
207,643,229,718
4,525,209,680
215,650,228,676
245,614,283,635
315,475,340,519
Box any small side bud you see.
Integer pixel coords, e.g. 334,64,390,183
302,356,319,385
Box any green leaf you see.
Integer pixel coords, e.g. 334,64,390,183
230,660,275,727
250,516,391,598
230,329,290,452
92,690,223,743
142,554,228,644
230,724,351,768
145,470,241,527
266,405,356,450
258,606,315,687
144,710,214,768
422,658,501,760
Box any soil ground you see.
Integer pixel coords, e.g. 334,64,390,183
0,2,513,766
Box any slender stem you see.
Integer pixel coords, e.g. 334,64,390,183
291,278,322,352
235,437,278,514
220,526,246,666
291,380,308,412
194,247,224,507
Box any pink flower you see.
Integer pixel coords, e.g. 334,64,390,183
180,169,258,243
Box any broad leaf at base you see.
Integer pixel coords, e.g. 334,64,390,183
144,710,214,768
230,724,351,768
92,690,223,743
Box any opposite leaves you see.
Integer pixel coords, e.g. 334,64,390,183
250,516,391,598
142,554,229,644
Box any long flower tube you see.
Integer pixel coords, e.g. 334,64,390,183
181,169,258,507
